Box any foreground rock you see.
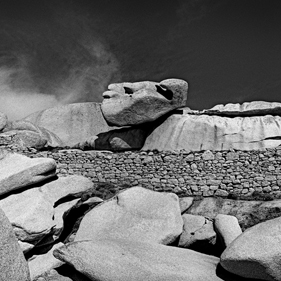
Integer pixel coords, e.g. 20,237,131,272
142,114,281,151
0,207,30,281
0,150,56,196
54,238,222,281
214,214,242,248
74,186,183,244
204,101,281,116
24,102,117,146
101,79,188,126
186,197,281,230
220,216,281,281
0,175,93,251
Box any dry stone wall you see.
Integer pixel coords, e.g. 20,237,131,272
2,140,281,199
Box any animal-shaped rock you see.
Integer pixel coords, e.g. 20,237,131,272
101,78,188,126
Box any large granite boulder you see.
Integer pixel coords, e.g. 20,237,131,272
101,79,188,126
142,114,281,151
74,186,183,244
24,102,117,146
0,150,56,196
54,238,222,281
186,197,281,230
220,216,281,281
0,175,93,252
0,207,30,281
204,101,281,116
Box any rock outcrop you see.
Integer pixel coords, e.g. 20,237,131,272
0,111,8,131
220,216,281,280
142,114,281,151
101,79,188,126
24,102,117,146
0,207,30,281
0,150,56,196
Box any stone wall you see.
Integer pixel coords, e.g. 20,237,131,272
3,143,281,199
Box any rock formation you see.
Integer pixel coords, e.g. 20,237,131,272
101,78,188,126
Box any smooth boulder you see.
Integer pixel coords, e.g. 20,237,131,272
75,186,183,245
220,216,281,281
101,79,188,126
142,114,281,151
54,238,222,281
0,207,30,281
24,102,117,146
0,150,56,196
214,214,242,248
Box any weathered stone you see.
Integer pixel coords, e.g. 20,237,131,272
54,239,222,281
24,102,117,146
0,150,56,196
28,243,64,280
178,214,216,249
0,176,93,251
179,197,194,213
0,111,8,131
75,186,183,245
220,216,281,281
142,114,281,151
0,207,30,281
214,214,242,248
101,79,188,126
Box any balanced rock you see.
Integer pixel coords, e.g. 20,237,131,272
142,114,281,151
24,102,117,146
204,101,281,116
0,150,56,196
0,207,30,281
101,78,188,126
214,214,242,248
0,175,93,251
54,238,222,281
75,186,183,245
220,216,281,281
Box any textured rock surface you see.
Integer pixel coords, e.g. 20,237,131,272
187,197,281,230
54,239,222,281
75,186,183,244
0,150,56,196
179,197,194,213
28,243,64,280
24,102,117,146
0,111,8,131
220,216,281,281
0,207,30,281
142,114,281,151
73,126,148,151
0,176,93,250
178,214,216,248
204,101,281,116
101,79,188,126
214,214,242,248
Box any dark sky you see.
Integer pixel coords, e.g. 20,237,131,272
0,0,281,119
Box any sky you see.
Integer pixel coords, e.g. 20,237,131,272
0,0,281,120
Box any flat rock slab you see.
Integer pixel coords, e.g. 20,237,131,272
0,150,56,196
54,238,222,281
0,207,30,281
142,114,281,151
220,216,281,281
0,175,93,250
75,186,183,245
